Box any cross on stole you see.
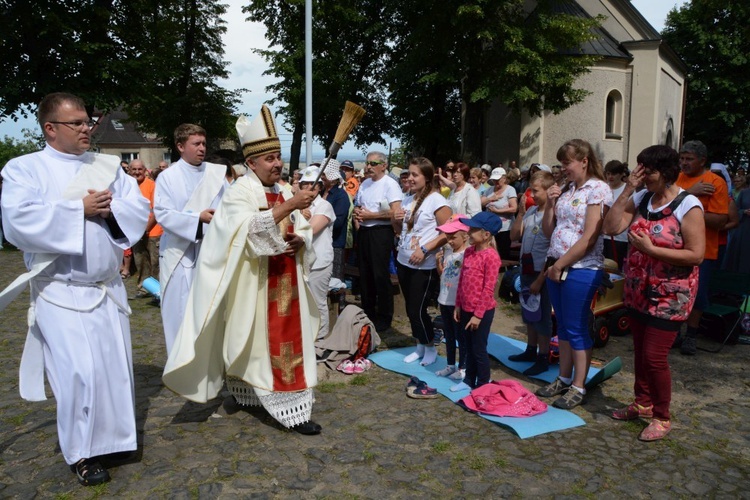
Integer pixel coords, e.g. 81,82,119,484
268,272,298,317
270,341,303,385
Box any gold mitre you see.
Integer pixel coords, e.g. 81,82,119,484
236,105,281,159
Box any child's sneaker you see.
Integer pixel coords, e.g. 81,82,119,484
407,381,438,399
435,365,457,377
449,368,466,381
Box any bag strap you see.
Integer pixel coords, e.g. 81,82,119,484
638,190,689,221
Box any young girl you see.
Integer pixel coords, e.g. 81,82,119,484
434,214,470,380
452,212,503,392
509,171,554,375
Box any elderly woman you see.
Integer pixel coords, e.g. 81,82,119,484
603,145,704,441
447,163,482,217
483,167,517,260
536,139,612,410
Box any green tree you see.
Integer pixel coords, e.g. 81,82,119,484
0,134,40,170
244,0,392,171
662,0,750,166
0,0,241,157
387,0,602,164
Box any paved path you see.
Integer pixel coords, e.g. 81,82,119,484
1,248,749,498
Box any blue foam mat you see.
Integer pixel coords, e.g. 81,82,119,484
369,347,585,439
487,334,621,389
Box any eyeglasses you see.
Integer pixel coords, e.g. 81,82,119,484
49,120,97,130
365,160,384,166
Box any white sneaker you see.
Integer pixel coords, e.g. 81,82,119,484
435,365,457,377
449,368,466,380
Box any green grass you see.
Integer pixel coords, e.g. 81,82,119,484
349,374,369,386
432,441,451,453
317,382,347,393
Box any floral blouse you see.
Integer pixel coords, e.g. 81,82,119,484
547,178,612,269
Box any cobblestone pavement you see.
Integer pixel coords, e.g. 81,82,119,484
1,248,750,498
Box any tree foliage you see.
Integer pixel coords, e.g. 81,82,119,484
249,0,601,165
662,0,750,166
0,132,41,171
244,0,391,170
0,0,241,155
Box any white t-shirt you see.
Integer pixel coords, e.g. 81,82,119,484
487,185,517,232
354,175,403,227
610,184,628,242
309,196,336,270
448,184,482,217
631,188,703,224
438,247,465,306
397,191,449,270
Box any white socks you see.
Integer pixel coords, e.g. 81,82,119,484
420,346,438,366
404,343,427,364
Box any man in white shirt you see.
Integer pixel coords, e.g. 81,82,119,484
354,151,403,331
154,124,227,356
0,92,149,486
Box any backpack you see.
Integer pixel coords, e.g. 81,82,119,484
499,265,521,303
315,304,381,370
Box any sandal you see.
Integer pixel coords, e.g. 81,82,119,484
70,458,111,486
407,381,438,399
638,418,671,441
612,402,654,421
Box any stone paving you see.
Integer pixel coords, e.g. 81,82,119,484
1,248,750,498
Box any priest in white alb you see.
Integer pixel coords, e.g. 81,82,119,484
163,105,323,435
0,92,150,486
153,124,227,356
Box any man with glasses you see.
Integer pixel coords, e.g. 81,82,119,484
0,92,149,486
353,151,402,332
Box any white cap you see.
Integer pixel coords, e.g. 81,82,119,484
299,166,321,183
489,167,506,180
537,164,551,173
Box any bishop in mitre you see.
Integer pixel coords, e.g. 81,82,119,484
162,105,322,434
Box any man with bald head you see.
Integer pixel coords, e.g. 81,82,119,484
129,159,163,298
0,92,149,486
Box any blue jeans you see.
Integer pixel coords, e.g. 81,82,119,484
547,268,603,350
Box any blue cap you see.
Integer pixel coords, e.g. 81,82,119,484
459,212,503,235
340,160,355,169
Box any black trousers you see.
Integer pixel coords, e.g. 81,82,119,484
357,225,395,330
460,309,495,388
397,263,438,344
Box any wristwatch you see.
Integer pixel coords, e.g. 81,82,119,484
420,245,429,254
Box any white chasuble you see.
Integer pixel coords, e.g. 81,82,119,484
163,170,320,427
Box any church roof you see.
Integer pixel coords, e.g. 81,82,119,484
538,0,632,60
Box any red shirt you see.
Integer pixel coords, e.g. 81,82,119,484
455,246,501,318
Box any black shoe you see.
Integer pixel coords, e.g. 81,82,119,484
130,291,150,300
70,458,111,486
509,347,537,362
292,420,322,435
523,355,550,376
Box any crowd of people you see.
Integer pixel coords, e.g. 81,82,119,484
1,91,749,487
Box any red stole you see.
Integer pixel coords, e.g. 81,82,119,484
265,192,307,391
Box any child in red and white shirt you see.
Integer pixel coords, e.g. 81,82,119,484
452,212,502,392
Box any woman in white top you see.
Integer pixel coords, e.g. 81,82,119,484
299,167,337,341
393,157,452,366
448,163,482,217
603,160,630,268
484,167,517,261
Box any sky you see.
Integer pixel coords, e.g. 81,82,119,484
0,0,687,159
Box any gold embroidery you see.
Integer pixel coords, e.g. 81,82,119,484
270,341,303,384
268,273,298,316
